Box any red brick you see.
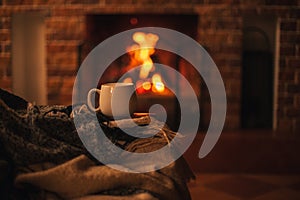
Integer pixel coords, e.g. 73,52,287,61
47,66,77,76
68,0,99,4
280,44,296,56
46,17,84,40
228,103,240,113
265,0,298,5
24,0,96,5
221,45,242,54
224,115,240,130
278,96,294,106
191,0,205,3
105,0,134,4
48,93,72,105
0,78,12,90
5,0,28,5
47,76,74,105
241,0,265,6
276,106,285,118
199,31,242,49
214,57,241,68
47,43,79,54
51,7,87,16
61,77,75,93
277,119,293,132
53,52,77,65
46,0,66,4
288,58,300,69
136,0,177,4
288,7,300,19
297,71,300,83
295,95,300,106
227,58,241,68
218,19,242,30
0,55,10,64
48,76,63,88
228,94,241,102
278,84,285,93
0,65,6,77
240,7,258,16
280,32,300,43
294,119,300,132
2,42,11,53
213,54,241,67
0,17,11,29
279,58,287,69
279,70,296,81
0,31,10,41
281,20,298,31
199,16,242,30
220,67,240,80
206,0,236,5
0,56,11,75
259,7,290,18
287,84,300,93
286,108,300,117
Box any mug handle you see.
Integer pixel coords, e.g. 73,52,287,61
87,88,101,112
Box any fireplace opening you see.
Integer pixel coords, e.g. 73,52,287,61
78,14,200,131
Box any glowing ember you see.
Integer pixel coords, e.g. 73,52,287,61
142,81,152,91
154,82,165,93
152,73,165,93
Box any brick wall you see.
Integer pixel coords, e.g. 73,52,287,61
0,0,299,132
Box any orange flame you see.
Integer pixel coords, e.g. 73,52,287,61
125,32,165,93
131,32,159,79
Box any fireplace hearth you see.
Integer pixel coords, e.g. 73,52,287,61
77,14,200,130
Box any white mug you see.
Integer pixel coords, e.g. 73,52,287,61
87,83,137,118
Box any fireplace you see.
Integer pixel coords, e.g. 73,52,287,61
78,14,200,130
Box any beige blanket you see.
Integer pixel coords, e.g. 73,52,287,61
15,155,193,200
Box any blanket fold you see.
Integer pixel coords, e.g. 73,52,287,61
15,155,191,200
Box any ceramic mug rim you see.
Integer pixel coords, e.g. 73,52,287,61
101,82,134,88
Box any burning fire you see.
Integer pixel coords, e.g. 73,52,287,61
152,73,165,93
125,32,165,94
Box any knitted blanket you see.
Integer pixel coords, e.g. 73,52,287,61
0,89,194,200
